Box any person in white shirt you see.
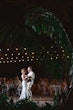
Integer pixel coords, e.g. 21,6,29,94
27,66,35,100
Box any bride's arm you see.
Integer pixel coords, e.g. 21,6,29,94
23,75,27,80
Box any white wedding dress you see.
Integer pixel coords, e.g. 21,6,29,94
19,74,27,100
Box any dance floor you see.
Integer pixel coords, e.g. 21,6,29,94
11,96,54,107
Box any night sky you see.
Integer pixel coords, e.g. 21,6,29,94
0,0,73,78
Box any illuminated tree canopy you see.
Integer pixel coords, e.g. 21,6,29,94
0,8,72,79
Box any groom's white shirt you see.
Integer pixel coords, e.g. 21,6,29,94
27,71,35,85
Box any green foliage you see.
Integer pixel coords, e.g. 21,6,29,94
0,94,58,110
0,7,72,79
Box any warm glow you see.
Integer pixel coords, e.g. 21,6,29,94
32,52,34,55
11,57,13,60
1,57,3,60
16,48,18,50
18,53,20,55
7,48,9,51
24,48,26,50
5,54,7,56
25,53,27,55
11,53,13,56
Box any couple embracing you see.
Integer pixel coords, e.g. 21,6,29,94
19,66,35,100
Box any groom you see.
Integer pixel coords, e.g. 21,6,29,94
27,66,35,100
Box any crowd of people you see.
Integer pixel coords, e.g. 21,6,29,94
32,78,69,97
0,76,22,96
0,75,70,98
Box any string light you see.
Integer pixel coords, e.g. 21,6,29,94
14,60,16,62
32,52,34,55
0,61,1,63
56,57,58,59
22,56,24,58
16,48,18,50
32,56,34,58
51,46,53,48
57,54,59,57
67,56,69,58
7,61,9,63
47,51,49,54
11,57,13,60
1,57,3,60
6,57,9,60
61,46,63,49
27,59,29,61
24,48,26,50
31,59,33,61
63,54,65,56
51,57,53,60
62,50,64,52
3,61,5,63
11,53,13,56
27,57,29,59
16,57,18,59
22,59,24,61
10,60,12,63
18,53,20,55
25,53,27,55
19,60,21,62
0,49,1,51
7,48,9,51
36,58,38,61
5,54,7,56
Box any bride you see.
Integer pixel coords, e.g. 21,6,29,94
19,68,27,100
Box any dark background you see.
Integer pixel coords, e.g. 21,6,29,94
0,0,73,79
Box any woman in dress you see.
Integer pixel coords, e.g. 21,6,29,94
19,68,27,100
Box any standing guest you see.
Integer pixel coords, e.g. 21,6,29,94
27,66,35,100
